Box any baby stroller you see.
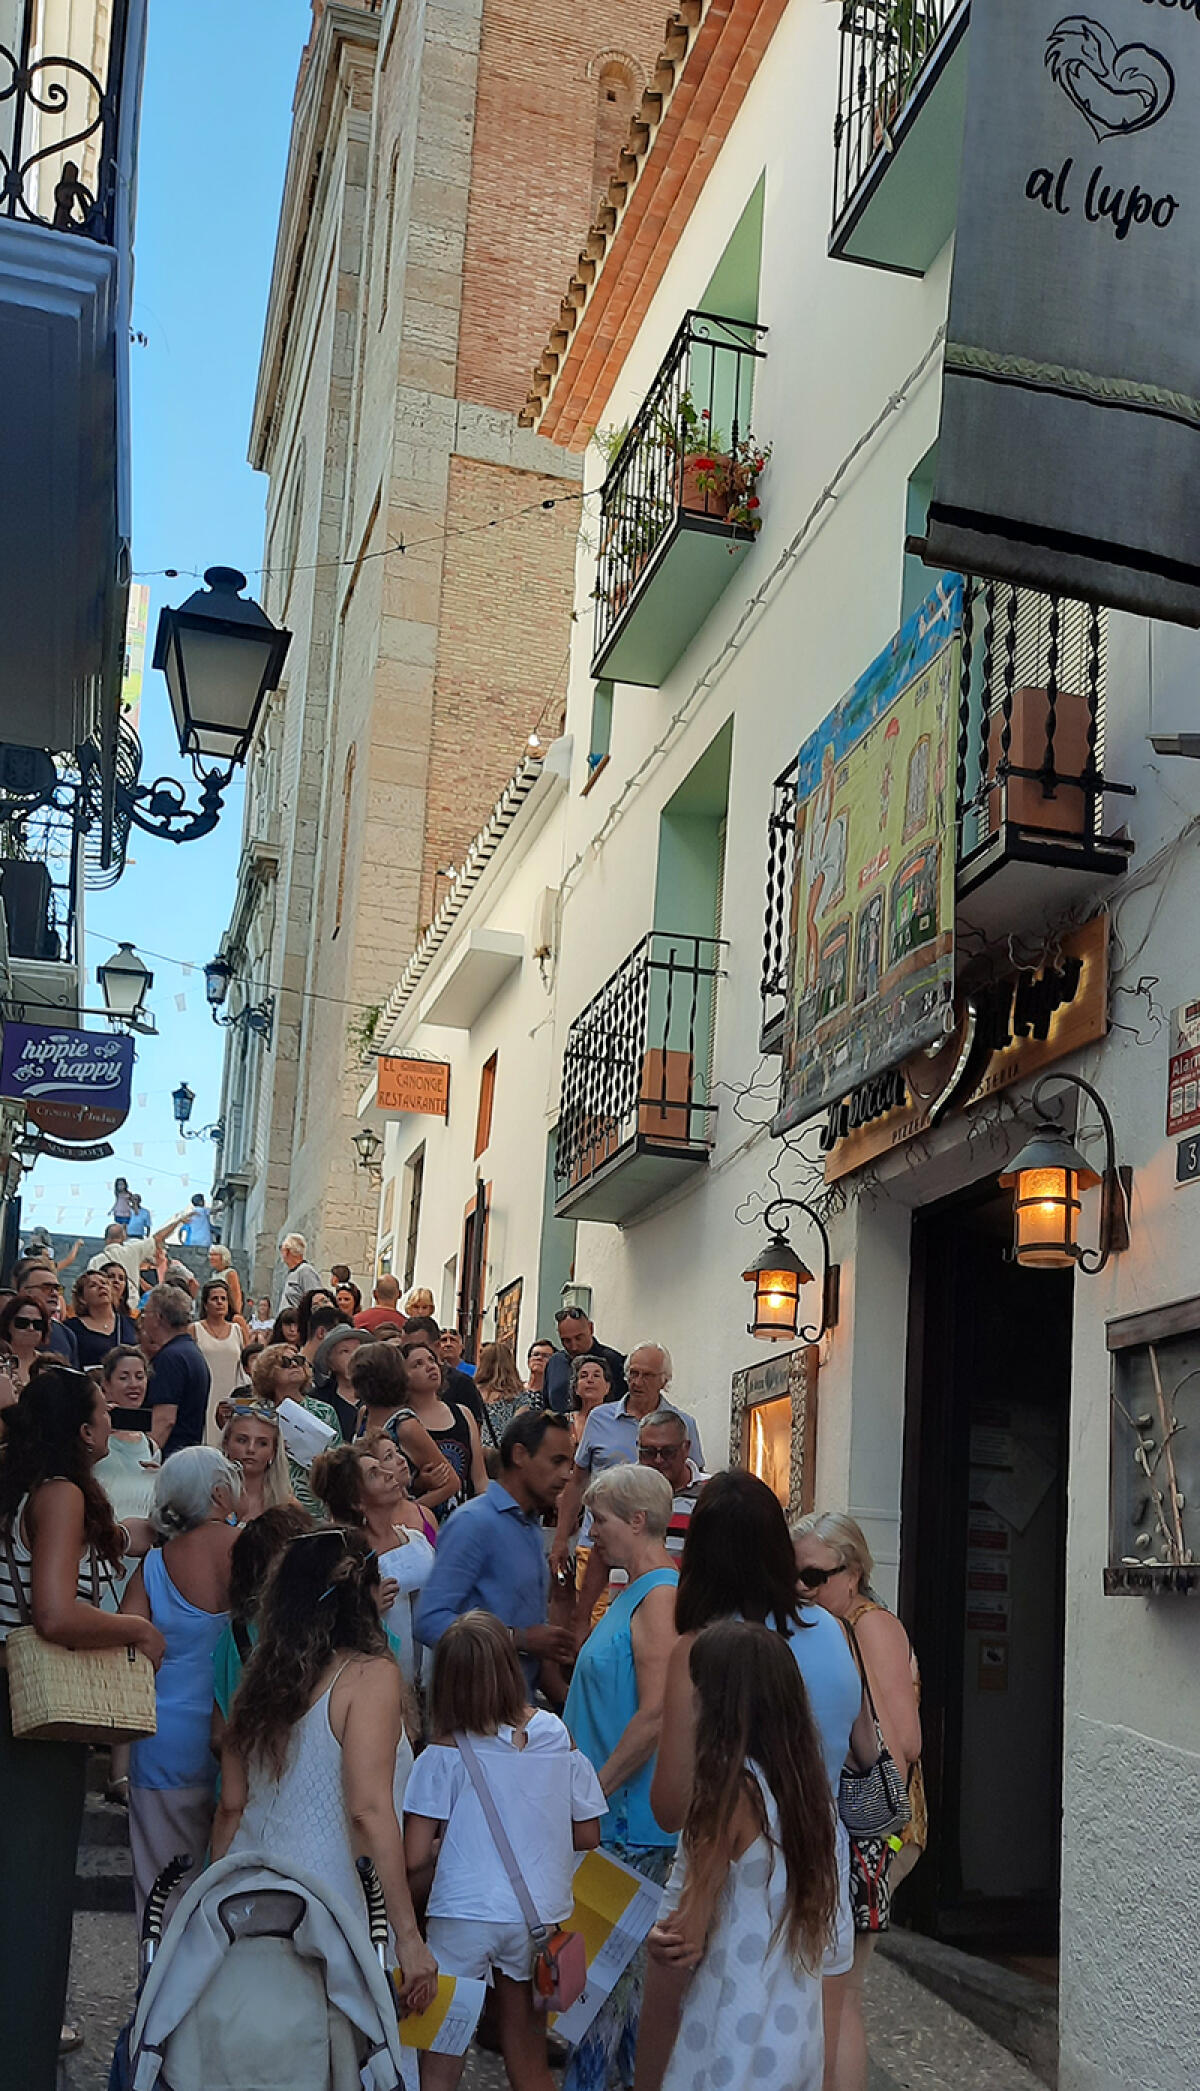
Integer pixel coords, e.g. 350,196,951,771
112,1850,410,2091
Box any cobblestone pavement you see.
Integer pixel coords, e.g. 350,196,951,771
62,1910,1046,2091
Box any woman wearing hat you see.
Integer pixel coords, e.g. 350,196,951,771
312,1322,375,1437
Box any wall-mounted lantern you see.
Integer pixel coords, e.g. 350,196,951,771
742,1198,840,1344
999,1072,1131,1274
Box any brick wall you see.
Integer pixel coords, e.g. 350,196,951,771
420,453,577,924
455,0,667,412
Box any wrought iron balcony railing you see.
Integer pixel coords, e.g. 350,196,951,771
831,0,959,246
760,758,798,1054
556,931,726,1207
757,578,1134,1044
0,0,133,245
592,310,767,677
956,579,1134,889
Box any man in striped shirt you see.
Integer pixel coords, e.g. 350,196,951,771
637,1406,709,1558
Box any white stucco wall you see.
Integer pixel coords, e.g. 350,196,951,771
363,2,1200,2076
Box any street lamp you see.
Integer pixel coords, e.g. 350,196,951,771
352,1125,383,1181
97,941,153,1026
171,1080,223,1143
203,953,274,1042
154,568,291,771
742,1198,840,1344
204,956,233,1008
999,1073,1131,1273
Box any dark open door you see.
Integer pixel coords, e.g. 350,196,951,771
457,1179,489,1365
899,1184,1071,1954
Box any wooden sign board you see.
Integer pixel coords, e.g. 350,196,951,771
376,1056,450,1118
826,913,1109,1182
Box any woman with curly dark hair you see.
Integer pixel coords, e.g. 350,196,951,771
0,1368,163,2086
639,1623,837,2091
213,1525,437,2014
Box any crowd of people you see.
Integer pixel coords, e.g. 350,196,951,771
0,1224,925,2091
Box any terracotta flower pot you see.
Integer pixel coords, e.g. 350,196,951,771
678,453,731,518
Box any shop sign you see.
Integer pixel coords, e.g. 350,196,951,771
35,1137,114,1162
925,0,1200,624
774,579,962,1133
0,1023,134,1141
1167,1000,1200,1138
375,1054,450,1118
824,914,1108,1182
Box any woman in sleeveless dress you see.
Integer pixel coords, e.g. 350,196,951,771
213,1524,437,2016
649,1475,875,2091
0,1369,163,2089
792,1512,924,2091
122,1448,242,1922
195,1279,251,1444
399,1337,487,1517
563,1464,679,2091
644,1623,838,2091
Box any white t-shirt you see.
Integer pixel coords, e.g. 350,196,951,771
404,1708,607,1926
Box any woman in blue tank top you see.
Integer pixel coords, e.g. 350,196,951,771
564,1462,679,2091
121,1447,241,1924
641,1472,871,2091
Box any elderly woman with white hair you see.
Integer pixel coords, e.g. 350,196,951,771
120,1446,242,1920
563,1463,678,2091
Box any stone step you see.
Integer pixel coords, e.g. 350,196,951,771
76,1778,134,1914
878,1928,1058,2086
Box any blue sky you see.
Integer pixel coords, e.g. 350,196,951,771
24,0,309,1238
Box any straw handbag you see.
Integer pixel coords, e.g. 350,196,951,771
3,1530,156,1745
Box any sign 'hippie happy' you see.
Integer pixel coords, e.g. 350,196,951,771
926,0,1200,623
0,1024,135,1143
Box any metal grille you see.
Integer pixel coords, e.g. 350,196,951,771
957,578,1132,866
760,759,798,1046
0,0,131,244
593,310,766,669
556,932,726,1199
832,0,955,237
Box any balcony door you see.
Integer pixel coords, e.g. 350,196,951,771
648,719,732,1137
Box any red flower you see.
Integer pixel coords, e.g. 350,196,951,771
748,496,760,510
696,457,714,470
701,409,710,420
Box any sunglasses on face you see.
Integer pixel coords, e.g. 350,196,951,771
797,1563,842,1589
12,1317,44,1332
639,1443,682,1463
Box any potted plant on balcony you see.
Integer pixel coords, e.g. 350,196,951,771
691,431,772,533
854,0,938,142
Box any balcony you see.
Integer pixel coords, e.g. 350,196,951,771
591,311,767,688
554,932,725,1223
757,579,1134,1045
830,0,968,275
0,0,141,796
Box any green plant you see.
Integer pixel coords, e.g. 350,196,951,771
347,1003,383,1061
691,431,772,532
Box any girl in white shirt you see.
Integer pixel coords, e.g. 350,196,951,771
405,1609,606,2091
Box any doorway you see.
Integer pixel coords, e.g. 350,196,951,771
899,1183,1072,1955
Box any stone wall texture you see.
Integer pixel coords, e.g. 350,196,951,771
1059,1711,1200,2091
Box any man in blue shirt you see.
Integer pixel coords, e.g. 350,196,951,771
414,1409,576,1692
140,1284,210,1457
179,1194,216,1249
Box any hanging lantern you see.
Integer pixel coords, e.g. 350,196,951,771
999,1122,1100,1269
740,1197,839,1343
742,1230,814,1341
